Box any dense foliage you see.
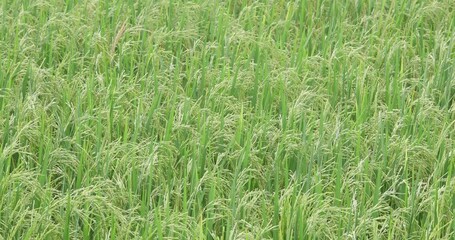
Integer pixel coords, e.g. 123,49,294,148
0,0,454,239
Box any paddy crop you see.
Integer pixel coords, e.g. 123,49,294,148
0,0,454,239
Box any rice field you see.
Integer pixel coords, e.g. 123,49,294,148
0,0,454,239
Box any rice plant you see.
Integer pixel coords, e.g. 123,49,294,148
0,0,454,239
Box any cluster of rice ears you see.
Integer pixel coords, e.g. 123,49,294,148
0,0,454,239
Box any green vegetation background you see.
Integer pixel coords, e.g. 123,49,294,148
0,0,454,239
